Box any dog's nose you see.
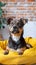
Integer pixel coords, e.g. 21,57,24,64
13,26,17,29
12,26,19,33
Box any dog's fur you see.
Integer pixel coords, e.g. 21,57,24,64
4,18,32,55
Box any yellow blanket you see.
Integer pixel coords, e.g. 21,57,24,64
0,37,36,65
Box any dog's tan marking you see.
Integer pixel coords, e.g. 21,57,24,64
11,28,23,36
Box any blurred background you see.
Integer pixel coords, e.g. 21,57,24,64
0,0,36,40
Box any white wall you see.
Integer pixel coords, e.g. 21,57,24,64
23,21,36,38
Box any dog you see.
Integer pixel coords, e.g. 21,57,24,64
4,18,32,55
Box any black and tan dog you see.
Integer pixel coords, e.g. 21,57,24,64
4,18,32,55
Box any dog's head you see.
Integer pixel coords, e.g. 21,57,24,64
8,18,28,36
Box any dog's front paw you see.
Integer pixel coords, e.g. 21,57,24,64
17,49,23,55
4,50,9,55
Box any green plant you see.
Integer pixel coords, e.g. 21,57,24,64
0,2,6,29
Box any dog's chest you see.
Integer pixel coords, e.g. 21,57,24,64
8,36,26,50
11,35,20,42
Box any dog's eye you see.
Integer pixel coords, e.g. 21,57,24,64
11,22,14,26
17,23,22,28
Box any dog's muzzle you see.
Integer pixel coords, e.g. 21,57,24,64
12,26,19,34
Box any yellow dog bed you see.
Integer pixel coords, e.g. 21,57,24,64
0,37,36,65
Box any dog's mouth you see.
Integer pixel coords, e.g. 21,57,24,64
12,30,19,34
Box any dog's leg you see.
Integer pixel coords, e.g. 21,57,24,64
17,47,26,55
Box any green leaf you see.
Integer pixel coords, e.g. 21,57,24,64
0,2,6,7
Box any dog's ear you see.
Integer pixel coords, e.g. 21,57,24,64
7,18,13,25
19,18,28,25
23,19,28,25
